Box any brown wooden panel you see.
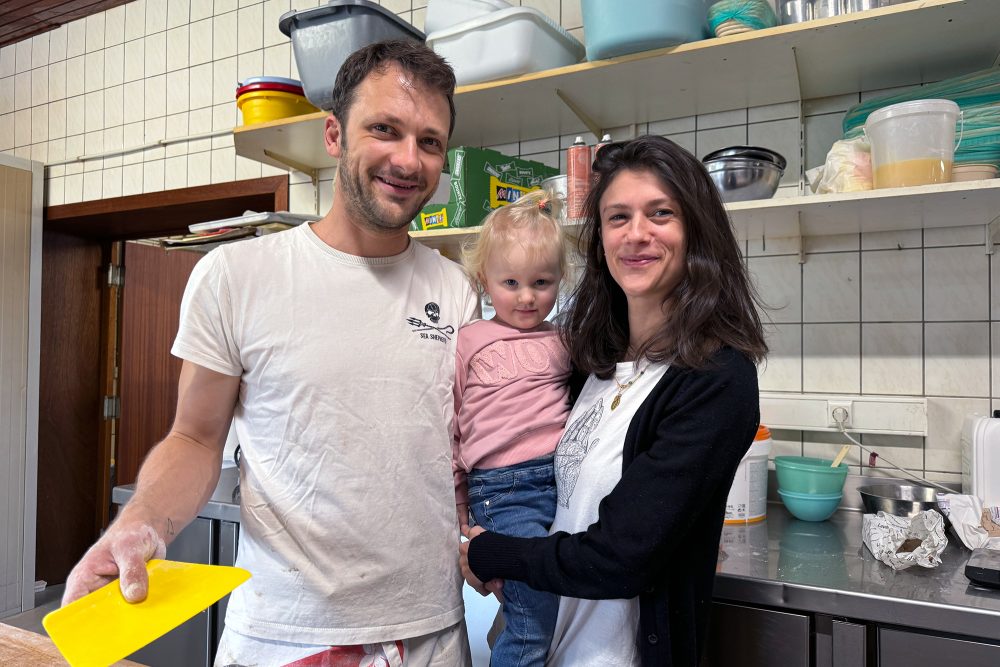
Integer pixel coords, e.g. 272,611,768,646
117,243,201,486
45,176,291,240
0,0,105,20
0,0,128,49
36,230,103,585
28,0,121,23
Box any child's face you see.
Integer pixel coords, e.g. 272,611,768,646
482,241,561,330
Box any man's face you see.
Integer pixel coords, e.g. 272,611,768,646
330,64,450,233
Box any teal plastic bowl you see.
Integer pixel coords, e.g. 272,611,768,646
778,489,843,522
774,456,849,495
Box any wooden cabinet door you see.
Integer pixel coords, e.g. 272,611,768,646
117,243,202,486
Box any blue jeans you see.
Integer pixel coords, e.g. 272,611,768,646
468,454,558,667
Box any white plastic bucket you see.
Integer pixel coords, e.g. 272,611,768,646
865,99,961,188
725,425,772,524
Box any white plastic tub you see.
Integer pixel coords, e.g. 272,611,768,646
424,0,511,35
725,425,771,524
865,99,960,188
425,7,585,86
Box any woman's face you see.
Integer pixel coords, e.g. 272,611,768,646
599,168,687,309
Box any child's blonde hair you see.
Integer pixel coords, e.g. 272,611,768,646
462,189,566,292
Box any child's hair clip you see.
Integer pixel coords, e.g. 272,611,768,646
538,199,552,214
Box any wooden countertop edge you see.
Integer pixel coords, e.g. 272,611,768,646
0,622,146,666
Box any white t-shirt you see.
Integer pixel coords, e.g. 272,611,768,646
172,223,479,645
546,361,668,667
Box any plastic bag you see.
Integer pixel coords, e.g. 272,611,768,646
708,0,778,33
862,510,948,571
806,137,873,194
938,494,1000,551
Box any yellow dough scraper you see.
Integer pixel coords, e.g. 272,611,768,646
43,559,250,667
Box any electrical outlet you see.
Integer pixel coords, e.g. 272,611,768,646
827,400,853,429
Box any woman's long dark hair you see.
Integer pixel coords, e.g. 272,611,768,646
561,135,768,378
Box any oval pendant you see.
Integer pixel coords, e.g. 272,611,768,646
611,394,621,411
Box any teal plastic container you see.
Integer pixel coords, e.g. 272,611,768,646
778,490,842,522
774,456,849,495
581,0,708,61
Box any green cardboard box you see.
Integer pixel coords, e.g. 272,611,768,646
411,146,560,231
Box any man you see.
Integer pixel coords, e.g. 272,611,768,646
63,40,479,666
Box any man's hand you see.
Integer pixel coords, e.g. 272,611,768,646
62,520,165,606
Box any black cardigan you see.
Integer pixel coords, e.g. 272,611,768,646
467,346,760,667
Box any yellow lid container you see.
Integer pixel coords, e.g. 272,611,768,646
237,89,320,126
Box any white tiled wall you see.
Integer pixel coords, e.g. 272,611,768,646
0,0,992,484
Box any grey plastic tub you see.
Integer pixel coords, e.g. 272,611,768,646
278,0,424,111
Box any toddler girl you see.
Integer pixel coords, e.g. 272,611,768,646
453,188,571,667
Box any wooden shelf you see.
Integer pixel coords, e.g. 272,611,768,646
730,178,1000,241
235,0,998,167
232,0,1000,254
233,111,333,173
409,225,480,256
410,179,1000,255
451,0,997,146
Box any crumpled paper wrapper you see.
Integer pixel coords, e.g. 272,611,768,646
937,494,1000,551
862,510,948,570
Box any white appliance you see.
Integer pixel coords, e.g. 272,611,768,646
961,413,1000,507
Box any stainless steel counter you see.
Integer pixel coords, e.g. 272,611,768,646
112,470,1000,642
111,465,241,523
715,503,1000,641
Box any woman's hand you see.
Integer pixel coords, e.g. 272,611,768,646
460,524,504,597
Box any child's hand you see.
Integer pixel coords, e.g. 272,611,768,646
456,503,470,533
460,524,504,596
461,523,485,541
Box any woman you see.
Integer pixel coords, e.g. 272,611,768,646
460,135,768,667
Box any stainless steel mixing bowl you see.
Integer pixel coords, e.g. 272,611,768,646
858,484,948,523
704,157,783,203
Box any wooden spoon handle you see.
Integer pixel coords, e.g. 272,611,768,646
831,444,851,468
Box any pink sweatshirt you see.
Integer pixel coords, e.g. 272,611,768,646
452,319,572,504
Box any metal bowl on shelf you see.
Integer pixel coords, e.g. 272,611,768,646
857,484,950,524
703,157,784,203
702,146,786,203
703,146,787,169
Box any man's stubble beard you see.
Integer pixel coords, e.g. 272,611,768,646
338,146,434,235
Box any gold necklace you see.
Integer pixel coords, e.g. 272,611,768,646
611,364,647,411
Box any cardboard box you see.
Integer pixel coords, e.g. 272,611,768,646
412,146,559,231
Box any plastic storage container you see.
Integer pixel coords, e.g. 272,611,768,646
237,89,320,125
236,76,306,97
424,0,512,35
724,424,772,524
777,489,842,522
581,0,707,61
961,414,1000,507
865,99,961,188
774,455,849,495
278,0,424,111
425,7,584,86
